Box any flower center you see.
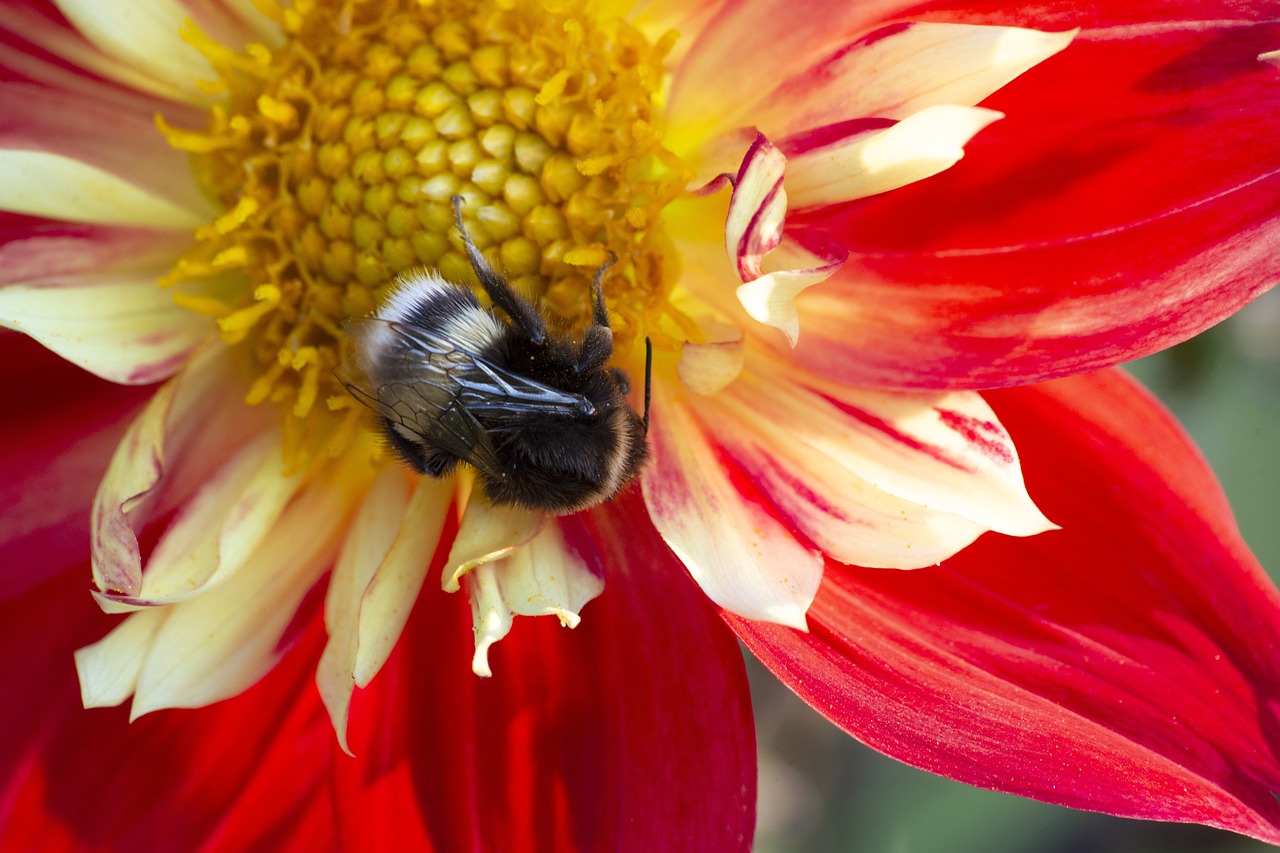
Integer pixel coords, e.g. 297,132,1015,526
160,0,684,466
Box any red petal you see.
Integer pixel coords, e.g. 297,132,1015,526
2,494,755,850
732,369,1280,842
788,3,1280,388
0,332,150,600
369,493,757,850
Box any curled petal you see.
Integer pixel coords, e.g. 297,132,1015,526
90,344,273,599
468,516,605,677
0,333,149,600
642,384,822,629
785,105,1004,209
441,494,544,592
734,370,1280,843
93,427,301,611
724,132,786,281
76,472,357,719
735,239,846,347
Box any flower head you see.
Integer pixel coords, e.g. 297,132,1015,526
3,0,1280,848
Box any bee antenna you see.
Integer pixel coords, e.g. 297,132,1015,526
643,336,652,434
589,250,618,329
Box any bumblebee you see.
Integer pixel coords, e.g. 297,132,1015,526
339,196,650,515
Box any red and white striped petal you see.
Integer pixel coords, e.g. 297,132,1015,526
52,0,217,103
724,133,786,281
785,106,1004,209
468,517,605,677
695,364,1052,569
0,223,189,286
751,23,1073,138
317,471,451,753
0,83,211,215
788,5,1280,388
0,150,212,229
90,344,273,600
0,269,210,385
0,4,200,104
75,474,353,719
733,369,1280,844
642,384,823,629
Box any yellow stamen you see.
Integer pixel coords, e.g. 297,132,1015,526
160,0,690,469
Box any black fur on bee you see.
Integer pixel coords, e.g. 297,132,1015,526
338,195,651,515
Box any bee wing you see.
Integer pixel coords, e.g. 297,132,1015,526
339,319,506,481
339,319,596,479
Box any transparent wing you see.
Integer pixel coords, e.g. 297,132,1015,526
338,319,594,480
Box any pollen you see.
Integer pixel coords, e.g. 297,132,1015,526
160,0,686,467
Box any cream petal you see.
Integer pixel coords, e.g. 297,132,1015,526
642,387,822,629
73,606,166,709
442,496,545,593
352,475,453,686
316,468,409,752
468,520,604,677
126,479,353,719
786,106,1004,208
0,271,210,384
678,320,745,395
754,23,1075,135
54,0,216,101
0,151,211,229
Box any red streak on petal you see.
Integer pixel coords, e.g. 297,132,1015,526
937,408,1015,466
824,394,973,473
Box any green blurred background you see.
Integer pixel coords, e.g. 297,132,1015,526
750,289,1280,853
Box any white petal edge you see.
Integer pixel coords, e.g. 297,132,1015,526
786,106,1004,208
74,606,166,708
642,387,822,629
0,151,211,229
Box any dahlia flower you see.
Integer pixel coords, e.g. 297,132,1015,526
2,0,1279,848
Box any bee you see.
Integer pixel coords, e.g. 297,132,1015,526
338,195,651,515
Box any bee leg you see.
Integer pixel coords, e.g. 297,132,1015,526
450,195,546,344
576,251,618,373
609,367,631,395
642,336,652,433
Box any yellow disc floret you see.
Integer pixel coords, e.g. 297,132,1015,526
159,0,685,468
